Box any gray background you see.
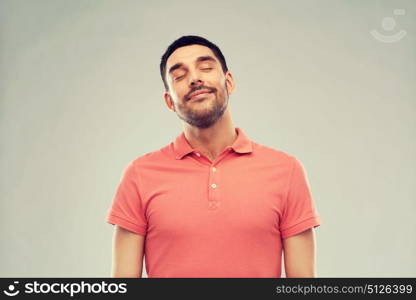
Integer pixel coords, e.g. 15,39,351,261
1,0,415,277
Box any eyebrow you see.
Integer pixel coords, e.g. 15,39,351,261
168,55,217,75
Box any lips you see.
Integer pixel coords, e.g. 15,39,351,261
189,89,211,100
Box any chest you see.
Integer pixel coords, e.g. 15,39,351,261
140,161,288,238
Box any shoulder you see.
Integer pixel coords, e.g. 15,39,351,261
127,144,173,169
251,141,298,167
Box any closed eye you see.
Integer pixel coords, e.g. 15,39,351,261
175,68,213,81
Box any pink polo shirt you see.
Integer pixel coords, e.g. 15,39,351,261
106,127,321,277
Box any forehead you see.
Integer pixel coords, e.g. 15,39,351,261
166,44,218,69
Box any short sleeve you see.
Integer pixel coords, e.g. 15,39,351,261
106,161,147,236
280,157,321,239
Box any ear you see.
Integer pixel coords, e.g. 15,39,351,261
224,71,236,95
164,91,176,112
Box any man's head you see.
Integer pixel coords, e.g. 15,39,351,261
160,35,235,129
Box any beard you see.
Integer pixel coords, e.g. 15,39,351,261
174,85,229,129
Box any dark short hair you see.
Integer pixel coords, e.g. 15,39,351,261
160,35,229,91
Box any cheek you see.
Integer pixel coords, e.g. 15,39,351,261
178,84,189,96
171,85,186,99
218,80,228,93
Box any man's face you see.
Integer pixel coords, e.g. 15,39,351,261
164,44,235,129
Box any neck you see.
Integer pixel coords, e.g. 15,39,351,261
183,107,237,161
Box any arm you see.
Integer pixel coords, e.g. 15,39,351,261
282,228,317,278
111,225,145,278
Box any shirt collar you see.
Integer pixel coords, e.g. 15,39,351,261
173,127,253,160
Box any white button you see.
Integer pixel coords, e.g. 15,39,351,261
211,183,217,189
212,167,216,172
195,153,201,157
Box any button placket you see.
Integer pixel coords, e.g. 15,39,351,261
208,164,220,210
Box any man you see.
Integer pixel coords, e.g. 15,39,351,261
106,35,321,278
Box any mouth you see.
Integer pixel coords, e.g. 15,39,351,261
188,90,212,100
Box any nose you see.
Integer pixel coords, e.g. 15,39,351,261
188,69,203,87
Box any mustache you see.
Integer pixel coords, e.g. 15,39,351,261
186,86,216,100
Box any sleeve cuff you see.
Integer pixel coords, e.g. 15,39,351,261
107,213,147,236
281,215,321,239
